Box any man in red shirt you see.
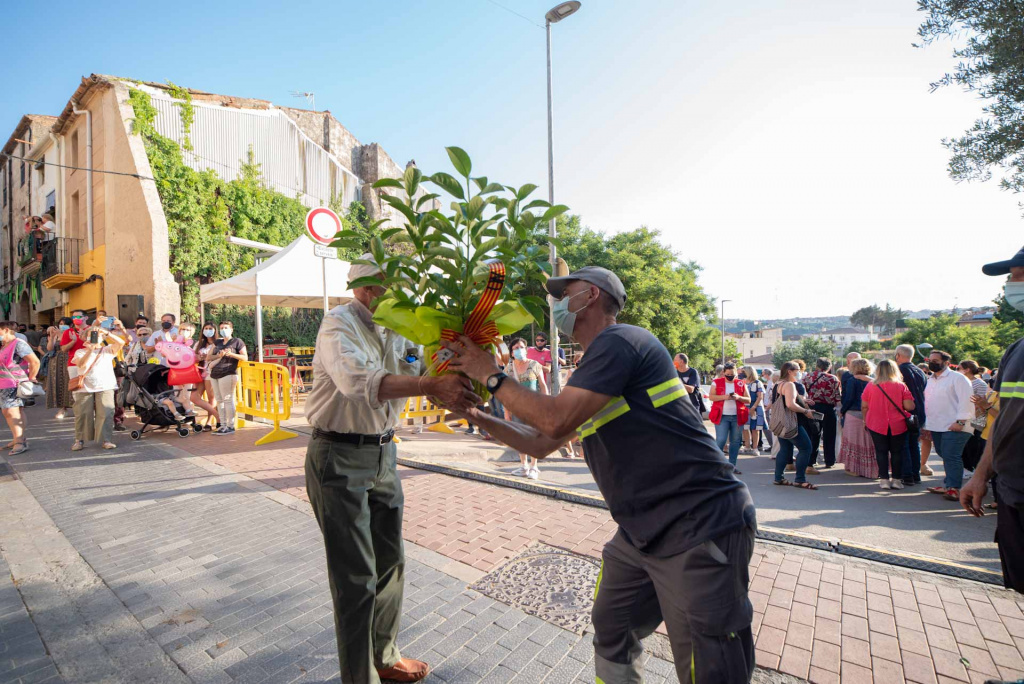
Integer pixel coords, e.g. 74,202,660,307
526,332,553,384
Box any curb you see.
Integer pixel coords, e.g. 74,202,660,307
396,456,1004,587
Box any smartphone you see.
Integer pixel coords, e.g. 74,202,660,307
809,411,825,421
100,317,114,330
89,330,100,345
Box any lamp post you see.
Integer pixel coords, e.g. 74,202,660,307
545,0,581,396
720,299,731,366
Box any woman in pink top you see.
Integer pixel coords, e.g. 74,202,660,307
861,359,916,491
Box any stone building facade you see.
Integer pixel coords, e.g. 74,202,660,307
0,74,419,324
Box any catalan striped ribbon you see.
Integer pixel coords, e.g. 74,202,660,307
433,261,506,373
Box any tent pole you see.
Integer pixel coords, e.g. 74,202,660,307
255,269,264,363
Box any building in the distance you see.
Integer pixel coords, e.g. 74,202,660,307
0,74,418,325
956,309,995,328
805,326,879,352
726,327,783,362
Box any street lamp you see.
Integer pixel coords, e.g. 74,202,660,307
721,299,731,366
545,0,581,396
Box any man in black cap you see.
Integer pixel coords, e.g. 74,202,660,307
445,266,757,683
961,245,1024,592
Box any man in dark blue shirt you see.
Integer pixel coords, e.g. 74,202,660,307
445,266,756,684
896,344,928,485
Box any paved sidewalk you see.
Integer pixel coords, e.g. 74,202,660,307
146,420,1024,684
0,415,687,684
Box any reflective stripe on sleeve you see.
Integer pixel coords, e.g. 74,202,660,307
647,377,687,408
579,397,630,438
1000,381,1024,399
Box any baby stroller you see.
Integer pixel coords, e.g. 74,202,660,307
122,364,201,439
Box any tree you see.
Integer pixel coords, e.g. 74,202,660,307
850,303,906,334
992,292,1024,351
554,218,722,370
917,1,1024,196
773,338,838,369
896,314,1004,368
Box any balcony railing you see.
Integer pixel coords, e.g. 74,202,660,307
41,237,84,288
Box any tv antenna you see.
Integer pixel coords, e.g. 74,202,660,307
290,91,316,111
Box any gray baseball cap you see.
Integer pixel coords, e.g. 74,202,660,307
546,266,627,308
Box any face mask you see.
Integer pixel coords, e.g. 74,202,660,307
513,348,527,361
220,328,231,337
181,331,194,340
73,318,86,327
738,372,746,380
161,321,173,331
203,329,215,338
928,361,944,373
552,291,590,338
1006,281,1024,312
725,374,735,381
983,373,992,380
59,324,70,332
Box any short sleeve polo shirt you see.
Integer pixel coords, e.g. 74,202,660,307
567,324,755,557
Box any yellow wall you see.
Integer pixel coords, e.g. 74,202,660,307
66,244,105,314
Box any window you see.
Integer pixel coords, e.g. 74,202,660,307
766,346,773,354
70,131,79,170
45,191,55,216
20,162,24,186
71,192,80,240
1,169,5,207
37,164,44,187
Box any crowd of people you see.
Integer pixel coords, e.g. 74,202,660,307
694,344,1000,498
0,309,250,451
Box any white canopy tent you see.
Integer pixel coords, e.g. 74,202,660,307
199,237,354,361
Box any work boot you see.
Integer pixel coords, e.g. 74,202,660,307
377,658,429,682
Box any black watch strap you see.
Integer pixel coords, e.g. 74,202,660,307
487,372,508,392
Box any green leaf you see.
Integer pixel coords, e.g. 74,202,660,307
478,183,504,195
372,178,404,189
415,193,440,209
403,165,422,196
521,199,551,212
381,194,418,225
446,147,472,178
348,276,384,290
521,298,546,327
517,183,539,201
472,176,489,191
541,204,570,222
379,227,403,241
429,172,466,200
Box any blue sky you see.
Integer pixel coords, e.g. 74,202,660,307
2,0,1019,319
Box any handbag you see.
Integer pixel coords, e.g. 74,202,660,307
768,383,799,440
878,384,919,431
68,350,105,392
17,380,43,398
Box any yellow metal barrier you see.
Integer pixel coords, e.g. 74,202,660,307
399,396,468,434
288,346,315,356
236,361,298,446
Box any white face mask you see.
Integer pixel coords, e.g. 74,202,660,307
512,347,527,361
219,328,231,337
552,290,590,338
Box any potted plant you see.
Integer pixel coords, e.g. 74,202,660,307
332,147,567,394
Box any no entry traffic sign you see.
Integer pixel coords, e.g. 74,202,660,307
305,207,342,246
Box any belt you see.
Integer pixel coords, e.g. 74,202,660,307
312,428,395,446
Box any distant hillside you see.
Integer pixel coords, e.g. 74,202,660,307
726,317,851,336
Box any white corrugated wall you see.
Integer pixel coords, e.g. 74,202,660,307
149,92,360,209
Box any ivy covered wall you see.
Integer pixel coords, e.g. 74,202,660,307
127,86,373,351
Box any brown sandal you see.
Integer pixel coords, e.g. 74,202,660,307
773,479,793,486
795,482,818,490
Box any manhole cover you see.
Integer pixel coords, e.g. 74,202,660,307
469,543,600,634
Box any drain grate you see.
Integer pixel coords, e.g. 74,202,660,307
470,543,601,634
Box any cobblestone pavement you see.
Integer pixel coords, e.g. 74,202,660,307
0,415,687,684
144,420,1024,684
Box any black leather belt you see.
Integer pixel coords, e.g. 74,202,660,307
313,428,395,446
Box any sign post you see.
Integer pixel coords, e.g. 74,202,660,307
305,208,342,313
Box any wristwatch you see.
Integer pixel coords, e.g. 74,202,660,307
486,372,509,393
956,420,967,426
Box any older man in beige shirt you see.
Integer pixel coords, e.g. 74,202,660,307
304,255,478,684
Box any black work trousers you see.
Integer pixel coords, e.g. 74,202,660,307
592,525,756,683
305,435,405,684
